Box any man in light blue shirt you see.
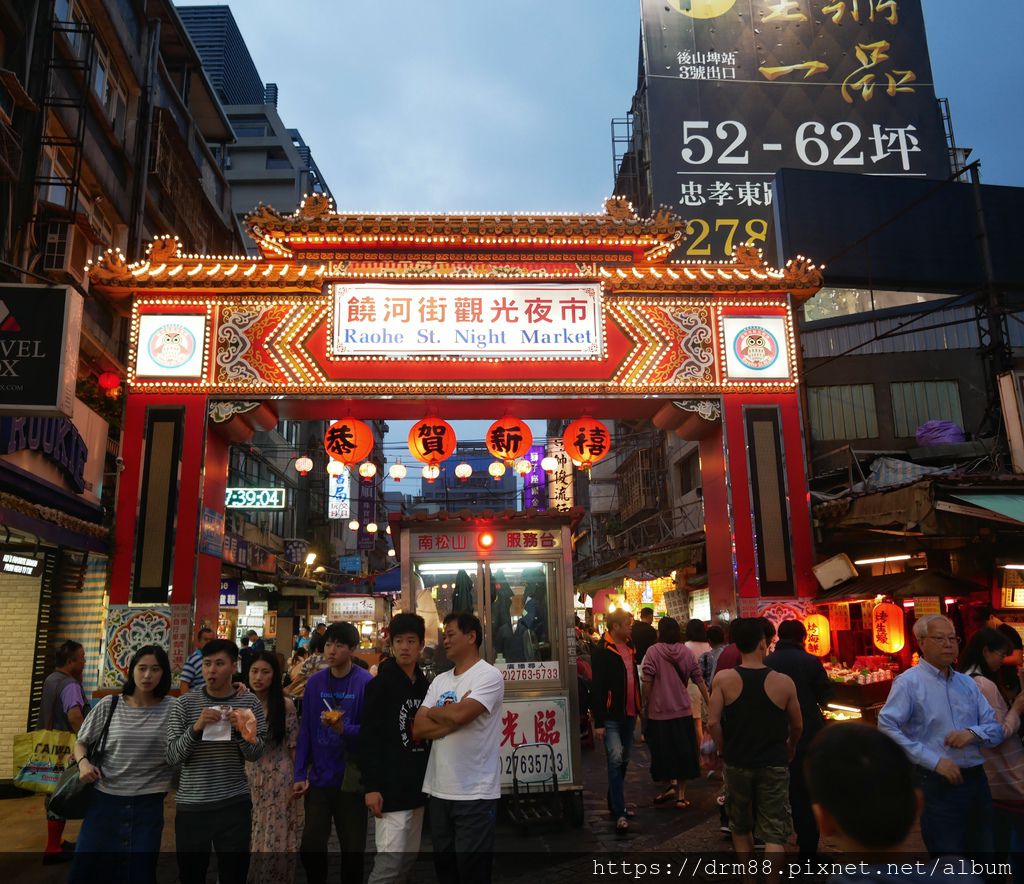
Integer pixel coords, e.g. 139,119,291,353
179,626,214,690
879,613,1003,859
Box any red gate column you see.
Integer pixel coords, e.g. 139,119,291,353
721,392,816,606
698,422,737,620
194,424,227,632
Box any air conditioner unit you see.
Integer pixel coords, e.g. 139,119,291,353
41,221,90,284
812,553,858,590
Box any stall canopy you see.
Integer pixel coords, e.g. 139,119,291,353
815,568,982,605
950,494,1024,525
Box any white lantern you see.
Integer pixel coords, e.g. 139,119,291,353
514,458,533,476
387,548,396,557
540,456,558,473
358,461,377,480
488,462,506,480
365,522,378,534
422,463,440,483
389,461,408,482
348,519,359,531
294,455,313,476
326,460,345,477
454,462,473,482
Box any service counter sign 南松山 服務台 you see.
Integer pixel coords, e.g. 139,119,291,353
0,284,83,417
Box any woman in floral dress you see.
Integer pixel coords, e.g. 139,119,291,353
246,650,302,883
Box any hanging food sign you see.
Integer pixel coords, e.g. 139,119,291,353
324,418,374,466
562,417,611,469
801,614,831,658
408,417,457,465
872,602,906,654
486,416,533,466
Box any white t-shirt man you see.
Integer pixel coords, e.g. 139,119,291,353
421,658,505,801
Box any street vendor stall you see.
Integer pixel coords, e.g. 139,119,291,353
395,510,585,826
326,594,387,666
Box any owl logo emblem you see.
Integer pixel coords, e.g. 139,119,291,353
734,326,779,371
148,323,196,369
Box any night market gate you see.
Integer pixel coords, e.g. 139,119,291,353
89,196,822,749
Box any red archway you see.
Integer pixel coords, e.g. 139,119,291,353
90,196,822,655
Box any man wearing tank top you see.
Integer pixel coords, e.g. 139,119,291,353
708,617,802,867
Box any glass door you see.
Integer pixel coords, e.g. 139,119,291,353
410,559,484,676
485,560,561,685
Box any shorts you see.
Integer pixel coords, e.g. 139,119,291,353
723,764,792,845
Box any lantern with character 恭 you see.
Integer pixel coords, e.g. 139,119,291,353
323,418,374,466
408,417,457,465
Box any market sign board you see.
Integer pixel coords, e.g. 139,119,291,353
498,696,572,787
640,0,950,260
328,469,351,520
0,284,82,416
327,596,379,621
225,487,286,509
413,529,560,553
331,284,603,360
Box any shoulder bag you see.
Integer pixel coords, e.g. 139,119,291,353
47,696,119,820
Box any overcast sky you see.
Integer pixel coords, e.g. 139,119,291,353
181,0,1024,213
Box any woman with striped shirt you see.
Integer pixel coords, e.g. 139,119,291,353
69,644,175,884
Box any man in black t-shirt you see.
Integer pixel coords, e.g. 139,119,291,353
630,607,658,663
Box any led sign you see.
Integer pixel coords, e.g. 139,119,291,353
225,487,286,509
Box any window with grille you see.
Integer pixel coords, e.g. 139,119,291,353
890,381,963,438
807,384,878,441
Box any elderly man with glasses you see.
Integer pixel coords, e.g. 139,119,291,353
879,613,1003,859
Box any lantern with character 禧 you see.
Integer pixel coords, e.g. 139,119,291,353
563,417,611,470
408,417,457,465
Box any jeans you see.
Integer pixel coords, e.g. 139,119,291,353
996,807,1024,884
175,798,252,884
603,717,635,820
918,765,994,858
368,806,424,884
429,796,497,884
300,786,367,884
69,790,165,884
789,746,819,857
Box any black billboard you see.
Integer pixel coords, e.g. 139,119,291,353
0,284,82,416
641,0,951,262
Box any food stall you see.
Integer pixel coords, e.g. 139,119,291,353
395,511,585,826
326,594,387,667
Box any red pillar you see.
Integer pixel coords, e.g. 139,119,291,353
195,428,228,631
699,424,736,620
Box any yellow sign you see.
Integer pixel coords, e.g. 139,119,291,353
913,597,941,616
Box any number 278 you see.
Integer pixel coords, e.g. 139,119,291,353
685,218,768,257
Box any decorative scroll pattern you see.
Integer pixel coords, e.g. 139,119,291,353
101,606,172,687
674,399,722,422
647,307,715,385
209,401,262,423
216,307,262,383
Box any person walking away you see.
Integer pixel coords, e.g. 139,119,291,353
878,614,1003,861
631,607,658,664
246,650,302,884
714,617,776,674
592,608,642,833
707,617,802,870
293,621,373,884
959,627,1024,882
180,626,215,691
804,724,982,884
69,645,174,884
764,618,833,861
684,619,712,749
166,638,267,884
412,612,504,884
699,624,727,689
641,616,708,809
40,639,89,863
361,613,431,884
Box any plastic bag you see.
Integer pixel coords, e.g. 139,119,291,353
12,729,78,794
700,736,721,774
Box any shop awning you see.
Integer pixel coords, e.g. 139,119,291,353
815,568,981,604
575,568,644,596
950,494,1024,525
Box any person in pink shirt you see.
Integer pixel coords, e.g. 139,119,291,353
592,609,642,833
642,617,709,809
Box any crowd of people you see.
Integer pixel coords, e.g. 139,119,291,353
43,612,505,884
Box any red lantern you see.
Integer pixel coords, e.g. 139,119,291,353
485,416,533,465
97,371,121,391
801,614,831,658
872,602,906,654
324,418,374,466
562,417,611,469
408,417,456,465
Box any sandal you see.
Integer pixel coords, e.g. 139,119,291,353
653,788,676,804
675,799,692,810
616,816,629,832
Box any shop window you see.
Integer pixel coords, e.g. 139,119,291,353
890,380,963,439
807,384,878,442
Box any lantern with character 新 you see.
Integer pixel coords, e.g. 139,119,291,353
563,417,611,470
872,601,905,654
801,614,831,658
408,417,457,465
486,416,533,466
324,418,374,466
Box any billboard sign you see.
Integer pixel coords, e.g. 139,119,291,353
0,284,82,416
640,0,950,261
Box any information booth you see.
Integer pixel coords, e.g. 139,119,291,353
396,511,584,823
